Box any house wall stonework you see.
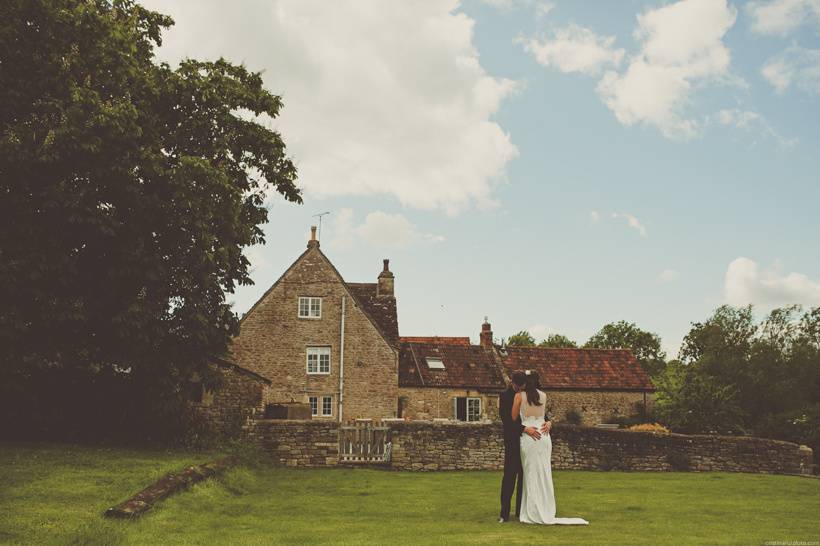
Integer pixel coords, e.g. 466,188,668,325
398,387,500,422
190,366,266,436
228,246,398,420
542,390,653,425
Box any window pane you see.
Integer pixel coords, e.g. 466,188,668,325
299,298,309,317
322,396,332,416
319,353,330,373
309,397,318,416
467,398,481,422
310,298,321,317
426,358,445,369
307,353,318,373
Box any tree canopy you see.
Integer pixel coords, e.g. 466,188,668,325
654,305,820,452
506,330,536,347
0,0,299,440
584,320,667,377
538,334,578,348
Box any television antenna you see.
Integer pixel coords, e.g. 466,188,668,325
313,211,331,241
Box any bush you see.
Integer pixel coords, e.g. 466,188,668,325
666,450,691,471
565,408,583,425
628,422,671,434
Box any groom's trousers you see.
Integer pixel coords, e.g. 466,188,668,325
499,442,523,520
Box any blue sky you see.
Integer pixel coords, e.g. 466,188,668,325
145,0,820,357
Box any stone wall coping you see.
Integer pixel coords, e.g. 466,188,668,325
249,419,805,451
252,418,338,427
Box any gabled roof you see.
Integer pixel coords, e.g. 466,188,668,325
237,244,399,350
210,356,272,385
501,347,655,391
399,341,507,390
347,283,399,346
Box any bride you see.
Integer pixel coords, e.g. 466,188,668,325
511,371,589,525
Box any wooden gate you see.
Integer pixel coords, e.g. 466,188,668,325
339,421,392,464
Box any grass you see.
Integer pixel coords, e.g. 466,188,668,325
1,443,819,545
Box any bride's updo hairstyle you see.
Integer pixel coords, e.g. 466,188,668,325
524,371,542,406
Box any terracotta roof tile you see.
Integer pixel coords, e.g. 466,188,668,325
399,336,471,346
501,347,655,391
399,341,506,390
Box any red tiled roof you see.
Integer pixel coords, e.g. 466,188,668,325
346,283,399,347
399,336,471,346
501,347,655,391
399,341,506,390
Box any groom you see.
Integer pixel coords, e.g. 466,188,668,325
498,370,551,523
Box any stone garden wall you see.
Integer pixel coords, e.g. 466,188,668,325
244,420,813,475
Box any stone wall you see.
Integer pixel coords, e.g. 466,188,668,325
543,390,653,425
245,419,340,466
397,387,499,422
389,422,809,474
229,245,398,420
190,365,266,437
245,420,812,475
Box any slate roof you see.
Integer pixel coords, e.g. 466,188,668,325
399,341,507,390
501,347,655,391
346,282,399,347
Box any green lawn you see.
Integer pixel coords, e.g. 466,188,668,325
1,443,819,545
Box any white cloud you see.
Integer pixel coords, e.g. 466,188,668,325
712,108,798,147
596,0,738,140
479,0,533,9
725,257,820,308
140,0,518,214
762,45,820,94
658,269,679,282
329,208,445,250
746,0,820,35
589,210,600,223
520,24,625,75
611,212,648,237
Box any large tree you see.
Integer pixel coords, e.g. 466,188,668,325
0,0,299,439
656,305,820,451
584,320,667,377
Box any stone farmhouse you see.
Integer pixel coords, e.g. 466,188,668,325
192,227,655,431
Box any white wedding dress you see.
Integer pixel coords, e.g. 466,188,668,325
519,390,589,525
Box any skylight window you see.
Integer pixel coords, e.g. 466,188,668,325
426,357,445,369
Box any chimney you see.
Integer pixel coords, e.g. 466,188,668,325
480,317,493,348
377,259,394,297
307,225,319,249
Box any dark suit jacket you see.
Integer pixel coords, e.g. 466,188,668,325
500,386,553,449
499,386,524,449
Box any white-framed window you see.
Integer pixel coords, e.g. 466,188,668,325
307,346,331,374
454,397,482,422
309,396,318,416
425,357,445,369
298,296,322,319
322,396,333,417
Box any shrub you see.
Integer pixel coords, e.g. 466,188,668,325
628,422,671,434
666,450,691,471
564,408,583,425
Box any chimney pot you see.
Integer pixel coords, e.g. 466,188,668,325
377,257,394,297
480,318,493,349
307,225,319,248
